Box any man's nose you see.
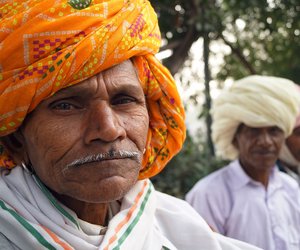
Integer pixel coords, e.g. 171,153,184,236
257,131,272,146
84,102,126,144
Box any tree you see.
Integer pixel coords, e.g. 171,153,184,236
151,0,300,82
150,0,300,197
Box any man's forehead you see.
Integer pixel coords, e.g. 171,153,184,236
238,123,282,131
111,59,132,71
52,61,140,96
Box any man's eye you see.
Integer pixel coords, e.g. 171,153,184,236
269,127,282,135
293,128,300,136
51,102,77,110
248,128,259,135
112,96,136,105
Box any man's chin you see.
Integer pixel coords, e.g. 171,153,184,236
254,158,277,169
67,176,137,203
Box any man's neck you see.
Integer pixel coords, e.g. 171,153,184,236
239,160,272,188
53,192,109,226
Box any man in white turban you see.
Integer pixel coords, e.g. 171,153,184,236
186,75,300,250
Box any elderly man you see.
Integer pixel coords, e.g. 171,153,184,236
0,0,260,249
186,75,300,250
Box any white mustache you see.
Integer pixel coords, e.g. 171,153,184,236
64,150,141,169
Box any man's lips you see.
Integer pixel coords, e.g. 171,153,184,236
252,150,275,155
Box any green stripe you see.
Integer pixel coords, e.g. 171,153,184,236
57,59,63,66
65,52,71,59
0,200,56,250
33,176,79,228
162,246,171,250
49,66,55,72
112,182,153,250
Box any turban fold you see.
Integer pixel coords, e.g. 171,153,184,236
0,0,186,179
212,75,300,160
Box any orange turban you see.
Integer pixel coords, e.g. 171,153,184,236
0,0,186,179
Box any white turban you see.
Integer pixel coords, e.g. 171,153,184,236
212,75,300,160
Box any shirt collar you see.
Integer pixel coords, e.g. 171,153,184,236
228,159,282,191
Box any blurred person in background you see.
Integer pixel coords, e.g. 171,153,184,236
186,75,300,250
278,86,300,185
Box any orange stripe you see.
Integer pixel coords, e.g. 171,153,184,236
104,180,148,250
41,226,73,250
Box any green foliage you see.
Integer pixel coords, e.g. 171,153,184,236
151,0,300,82
151,132,228,198
151,0,194,40
217,0,300,82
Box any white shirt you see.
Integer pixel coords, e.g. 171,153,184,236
186,160,300,250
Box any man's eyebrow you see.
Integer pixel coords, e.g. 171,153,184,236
109,82,143,93
52,83,109,97
50,85,87,98
52,82,143,98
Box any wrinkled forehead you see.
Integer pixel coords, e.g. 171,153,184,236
49,59,142,97
111,59,134,71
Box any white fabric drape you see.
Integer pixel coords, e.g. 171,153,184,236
0,166,261,250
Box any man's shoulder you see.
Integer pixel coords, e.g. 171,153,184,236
153,191,214,231
154,191,207,221
155,191,196,212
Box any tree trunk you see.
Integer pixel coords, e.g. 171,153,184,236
203,33,215,156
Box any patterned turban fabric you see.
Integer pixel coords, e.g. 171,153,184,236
212,75,300,160
0,0,186,179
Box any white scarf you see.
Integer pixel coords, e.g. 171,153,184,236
0,166,161,250
0,167,262,250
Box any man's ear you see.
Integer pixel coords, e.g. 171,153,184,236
232,135,238,149
1,131,27,165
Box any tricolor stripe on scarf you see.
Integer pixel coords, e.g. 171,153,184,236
37,176,154,250
103,180,152,249
0,200,62,250
34,176,80,229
